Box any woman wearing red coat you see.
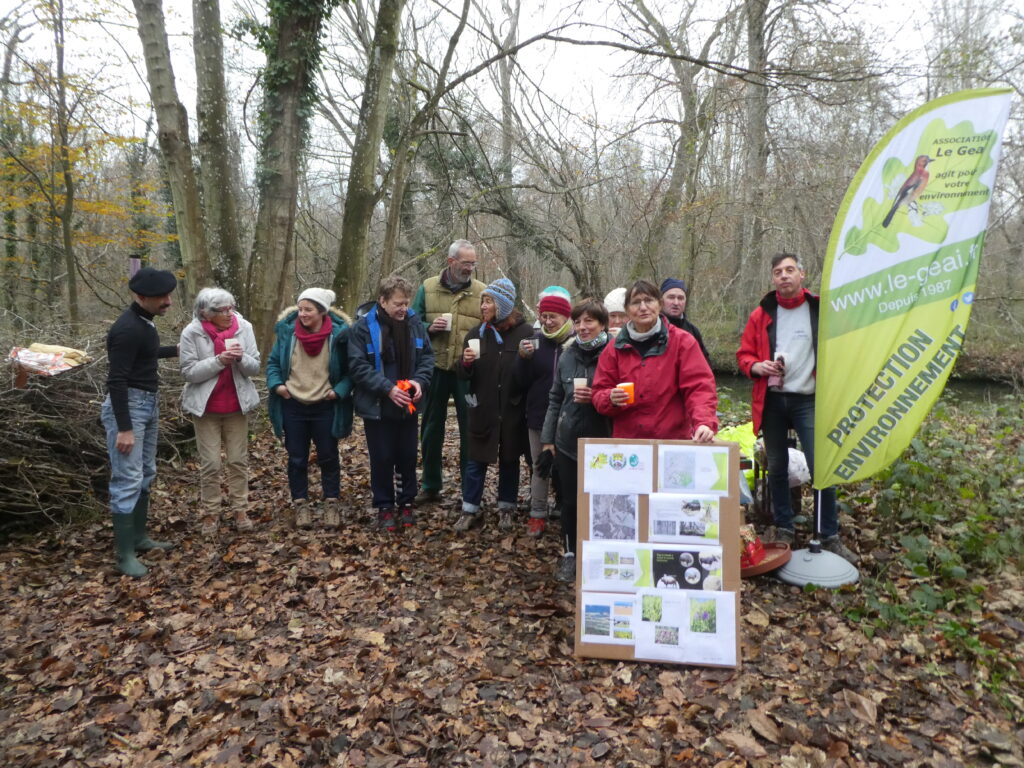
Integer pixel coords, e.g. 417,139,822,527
592,280,717,441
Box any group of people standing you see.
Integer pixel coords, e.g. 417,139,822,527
101,243,857,579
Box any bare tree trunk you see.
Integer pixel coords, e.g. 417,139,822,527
735,0,769,320
132,0,211,301
247,0,336,353
193,0,245,300
50,0,78,326
334,0,405,307
496,0,523,294
379,136,412,278
623,0,734,284
1,21,21,317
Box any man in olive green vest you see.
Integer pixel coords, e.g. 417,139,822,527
411,240,487,502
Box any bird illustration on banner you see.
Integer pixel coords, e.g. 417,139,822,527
882,155,933,227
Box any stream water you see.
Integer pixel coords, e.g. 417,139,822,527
713,372,1015,410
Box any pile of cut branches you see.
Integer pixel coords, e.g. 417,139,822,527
0,360,192,535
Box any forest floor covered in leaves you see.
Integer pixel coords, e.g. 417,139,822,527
2,395,1024,768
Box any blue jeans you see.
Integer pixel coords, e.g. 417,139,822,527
282,398,340,501
101,388,159,516
762,391,837,537
461,459,519,513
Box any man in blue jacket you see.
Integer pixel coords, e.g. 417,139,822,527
349,276,434,531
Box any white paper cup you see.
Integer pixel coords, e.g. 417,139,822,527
225,338,242,352
441,312,453,330
573,377,588,389
467,339,481,355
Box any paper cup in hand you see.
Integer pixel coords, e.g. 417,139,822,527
467,339,481,355
225,338,242,352
441,312,453,330
573,377,588,390
616,382,635,404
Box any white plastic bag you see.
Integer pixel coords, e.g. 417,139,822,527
788,447,810,488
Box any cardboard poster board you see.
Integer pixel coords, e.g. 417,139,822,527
573,438,741,668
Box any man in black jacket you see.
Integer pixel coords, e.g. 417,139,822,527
100,267,178,577
660,278,710,363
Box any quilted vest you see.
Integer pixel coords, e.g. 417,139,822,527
422,275,486,370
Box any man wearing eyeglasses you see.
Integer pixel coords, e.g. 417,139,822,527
410,240,487,504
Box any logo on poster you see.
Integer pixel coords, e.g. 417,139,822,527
610,453,626,470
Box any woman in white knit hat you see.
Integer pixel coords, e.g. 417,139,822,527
603,287,627,334
266,287,354,530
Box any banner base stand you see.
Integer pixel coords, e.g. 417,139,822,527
777,547,859,588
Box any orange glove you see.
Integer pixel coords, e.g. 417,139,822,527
396,379,416,413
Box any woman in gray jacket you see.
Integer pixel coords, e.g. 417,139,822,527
180,288,261,535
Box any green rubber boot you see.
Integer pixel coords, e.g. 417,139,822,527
113,514,148,578
133,490,173,551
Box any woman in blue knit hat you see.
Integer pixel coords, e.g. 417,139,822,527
454,278,533,531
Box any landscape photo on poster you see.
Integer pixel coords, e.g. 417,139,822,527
589,493,638,541
648,493,720,544
581,592,637,645
651,546,723,592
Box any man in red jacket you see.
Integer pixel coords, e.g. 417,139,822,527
737,254,858,564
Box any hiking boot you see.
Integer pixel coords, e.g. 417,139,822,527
453,512,482,532
323,499,340,529
399,506,415,528
526,517,546,537
234,509,254,532
822,535,860,565
378,508,397,533
294,500,313,529
199,515,219,537
767,526,795,546
555,553,576,583
415,489,441,504
498,510,515,531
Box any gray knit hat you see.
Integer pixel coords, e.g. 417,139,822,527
482,278,516,321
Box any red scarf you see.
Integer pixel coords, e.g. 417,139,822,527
295,313,333,356
201,315,241,414
776,290,808,310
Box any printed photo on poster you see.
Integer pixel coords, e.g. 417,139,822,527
589,494,638,541
581,592,637,645
633,589,737,666
583,443,654,494
581,541,644,591
648,493,720,544
657,445,730,495
652,546,723,592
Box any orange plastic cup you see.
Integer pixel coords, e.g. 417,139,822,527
616,381,635,405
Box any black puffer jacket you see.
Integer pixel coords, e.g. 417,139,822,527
540,336,612,460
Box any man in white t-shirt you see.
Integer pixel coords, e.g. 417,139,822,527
737,254,858,564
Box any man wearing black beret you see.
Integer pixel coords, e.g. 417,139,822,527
99,266,179,577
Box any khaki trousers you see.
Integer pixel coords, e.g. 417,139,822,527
192,412,249,513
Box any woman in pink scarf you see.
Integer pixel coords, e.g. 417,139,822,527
180,288,261,535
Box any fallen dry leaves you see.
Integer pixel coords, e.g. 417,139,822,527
1,424,1022,767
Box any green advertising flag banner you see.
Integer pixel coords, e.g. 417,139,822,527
815,88,1012,487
